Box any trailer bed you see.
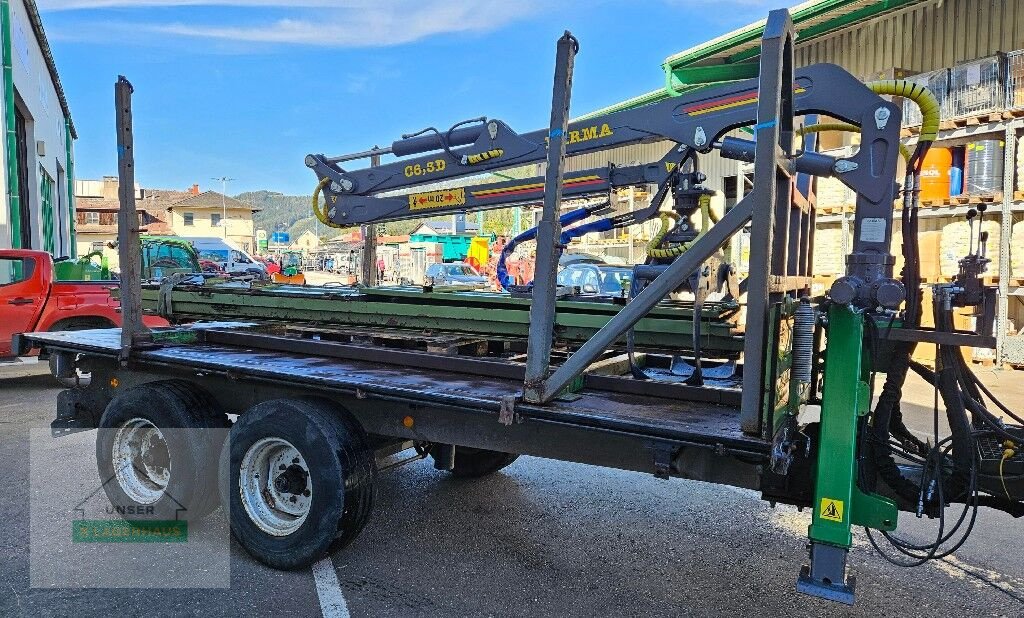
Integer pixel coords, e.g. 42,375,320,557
25,324,766,456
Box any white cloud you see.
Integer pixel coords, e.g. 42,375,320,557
41,0,543,49
38,0,354,9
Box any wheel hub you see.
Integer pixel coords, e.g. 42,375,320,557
239,437,312,536
112,417,171,505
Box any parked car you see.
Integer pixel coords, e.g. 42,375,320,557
556,263,633,297
0,250,168,385
156,236,267,278
425,262,488,286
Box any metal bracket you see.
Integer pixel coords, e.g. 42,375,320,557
797,543,855,605
499,394,517,426
648,442,678,479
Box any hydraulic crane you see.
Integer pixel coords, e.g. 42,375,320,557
302,9,1023,602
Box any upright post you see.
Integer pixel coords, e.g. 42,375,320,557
737,10,795,435
523,31,577,403
114,76,150,361
360,150,380,286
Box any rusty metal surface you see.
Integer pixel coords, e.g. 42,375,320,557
23,327,762,451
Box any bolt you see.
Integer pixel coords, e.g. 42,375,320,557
874,106,891,129
694,126,707,147
329,181,342,193
834,160,858,174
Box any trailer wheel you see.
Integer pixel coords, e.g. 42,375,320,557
434,446,520,478
221,398,376,570
96,380,229,520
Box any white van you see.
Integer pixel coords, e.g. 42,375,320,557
181,237,267,277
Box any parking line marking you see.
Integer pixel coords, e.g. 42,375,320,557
312,557,351,618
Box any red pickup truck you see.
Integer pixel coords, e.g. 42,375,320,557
0,249,167,360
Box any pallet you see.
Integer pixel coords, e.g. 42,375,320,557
902,108,1022,135
927,274,1024,287
948,193,1002,205
815,204,854,215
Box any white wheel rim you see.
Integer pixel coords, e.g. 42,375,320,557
239,437,312,536
112,417,171,505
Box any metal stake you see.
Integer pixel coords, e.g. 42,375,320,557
114,75,151,361
361,150,380,286
523,31,577,402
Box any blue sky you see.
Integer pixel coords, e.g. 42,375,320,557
41,0,779,195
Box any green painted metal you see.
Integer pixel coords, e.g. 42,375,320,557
669,62,759,88
138,284,744,352
664,0,899,69
809,305,897,549
2,0,20,248
65,117,75,257
40,165,53,253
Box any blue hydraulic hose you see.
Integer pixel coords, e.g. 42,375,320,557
496,207,592,290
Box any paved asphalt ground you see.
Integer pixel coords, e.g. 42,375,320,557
1,359,1022,617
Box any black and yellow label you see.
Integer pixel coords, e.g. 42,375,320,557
567,123,613,144
408,188,466,211
466,149,503,165
819,498,844,523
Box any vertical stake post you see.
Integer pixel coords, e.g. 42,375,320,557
523,31,577,403
360,150,380,286
114,76,150,362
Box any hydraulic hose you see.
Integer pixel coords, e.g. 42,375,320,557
312,176,345,229
797,123,912,162
865,79,941,142
646,195,714,259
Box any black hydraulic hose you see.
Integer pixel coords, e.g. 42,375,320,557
964,364,1024,425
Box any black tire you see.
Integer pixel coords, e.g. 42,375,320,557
433,446,520,478
220,398,376,570
96,380,230,521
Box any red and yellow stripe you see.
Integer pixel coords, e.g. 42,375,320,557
683,85,807,117
471,175,604,200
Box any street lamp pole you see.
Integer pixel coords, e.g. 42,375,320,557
212,176,235,240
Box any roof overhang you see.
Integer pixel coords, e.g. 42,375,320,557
581,0,925,118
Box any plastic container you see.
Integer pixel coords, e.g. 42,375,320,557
965,140,1004,195
949,146,965,196
919,147,952,202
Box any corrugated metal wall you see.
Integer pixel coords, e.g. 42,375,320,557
582,1,1024,194
795,0,1024,77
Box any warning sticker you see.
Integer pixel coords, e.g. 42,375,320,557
820,498,845,523
859,217,886,243
408,188,466,211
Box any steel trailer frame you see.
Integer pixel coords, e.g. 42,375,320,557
18,8,916,606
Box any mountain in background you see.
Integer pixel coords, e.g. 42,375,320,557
238,189,523,240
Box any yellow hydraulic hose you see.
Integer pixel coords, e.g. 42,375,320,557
865,79,941,142
647,195,713,259
312,176,344,229
797,122,912,162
